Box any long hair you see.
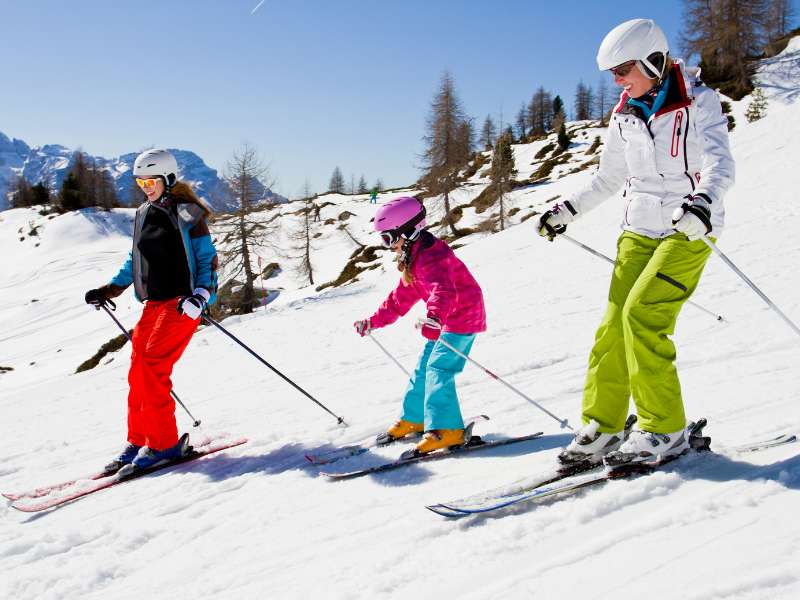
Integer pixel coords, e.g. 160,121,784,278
169,181,212,216
398,240,415,285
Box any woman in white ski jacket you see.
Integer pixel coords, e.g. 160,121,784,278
538,19,735,467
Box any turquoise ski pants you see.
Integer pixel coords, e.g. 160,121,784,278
583,232,712,434
401,332,476,430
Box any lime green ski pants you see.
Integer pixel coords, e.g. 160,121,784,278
582,231,713,434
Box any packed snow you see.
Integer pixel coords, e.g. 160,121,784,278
2,40,799,599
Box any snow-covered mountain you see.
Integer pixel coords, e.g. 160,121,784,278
0,133,286,211
1,39,799,600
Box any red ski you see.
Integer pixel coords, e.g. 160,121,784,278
8,438,248,513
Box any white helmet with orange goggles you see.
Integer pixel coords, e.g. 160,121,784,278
597,18,669,81
133,149,178,189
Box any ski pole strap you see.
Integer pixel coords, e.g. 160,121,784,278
434,336,572,431
702,236,800,338
202,315,347,426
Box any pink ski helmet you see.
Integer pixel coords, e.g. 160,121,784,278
373,196,427,247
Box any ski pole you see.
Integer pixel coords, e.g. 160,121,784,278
97,302,202,427
367,332,413,383
202,314,347,426
701,236,800,338
560,234,724,322
421,322,572,431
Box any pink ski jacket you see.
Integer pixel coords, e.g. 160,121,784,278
369,232,486,334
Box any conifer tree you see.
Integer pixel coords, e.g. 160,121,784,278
290,180,315,286
480,115,497,149
557,123,571,151
490,132,517,231
328,166,345,194
420,71,472,236
30,182,51,206
574,82,594,121
744,87,768,122
681,0,766,98
216,144,278,314
595,78,611,124
10,176,35,208
515,104,528,141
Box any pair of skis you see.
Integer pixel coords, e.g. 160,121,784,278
307,414,546,480
5,437,248,513
426,425,797,518
304,414,490,466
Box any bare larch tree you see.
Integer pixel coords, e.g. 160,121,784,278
420,71,472,237
216,143,278,314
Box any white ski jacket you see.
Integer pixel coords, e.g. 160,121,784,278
567,60,735,239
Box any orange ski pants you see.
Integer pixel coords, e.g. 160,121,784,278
127,298,199,451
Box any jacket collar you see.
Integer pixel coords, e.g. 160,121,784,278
616,61,694,121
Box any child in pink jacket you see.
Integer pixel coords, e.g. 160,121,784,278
354,196,486,455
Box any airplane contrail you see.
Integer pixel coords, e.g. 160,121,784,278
251,0,266,14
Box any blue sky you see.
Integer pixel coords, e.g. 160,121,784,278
0,1,736,197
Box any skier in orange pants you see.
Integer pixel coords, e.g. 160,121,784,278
85,149,218,473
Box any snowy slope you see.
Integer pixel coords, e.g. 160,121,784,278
2,41,800,600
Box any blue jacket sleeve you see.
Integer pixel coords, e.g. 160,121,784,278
110,251,134,288
191,234,217,291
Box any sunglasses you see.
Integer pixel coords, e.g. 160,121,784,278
610,60,637,77
135,177,160,190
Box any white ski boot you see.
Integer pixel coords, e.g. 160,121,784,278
558,415,637,468
604,425,691,467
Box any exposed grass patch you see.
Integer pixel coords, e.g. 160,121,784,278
316,245,384,291
469,186,497,214
76,332,130,373
577,156,600,171
534,143,555,160
533,153,571,180
585,136,602,155
437,205,464,227
462,153,489,180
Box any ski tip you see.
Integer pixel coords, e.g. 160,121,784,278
425,504,465,518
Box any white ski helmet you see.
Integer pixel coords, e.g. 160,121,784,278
133,149,178,187
597,18,669,80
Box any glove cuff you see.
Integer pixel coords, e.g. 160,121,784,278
192,288,211,303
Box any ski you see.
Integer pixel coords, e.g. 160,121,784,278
3,470,113,502
427,421,796,517
305,414,490,465
2,434,242,502
730,433,797,453
422,414,639,515
9,438,248,513
320,431,544,480
427,436,710,518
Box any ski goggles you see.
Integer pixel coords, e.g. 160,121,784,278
610,60,637,77
379,230,403,248
135,177,160,190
